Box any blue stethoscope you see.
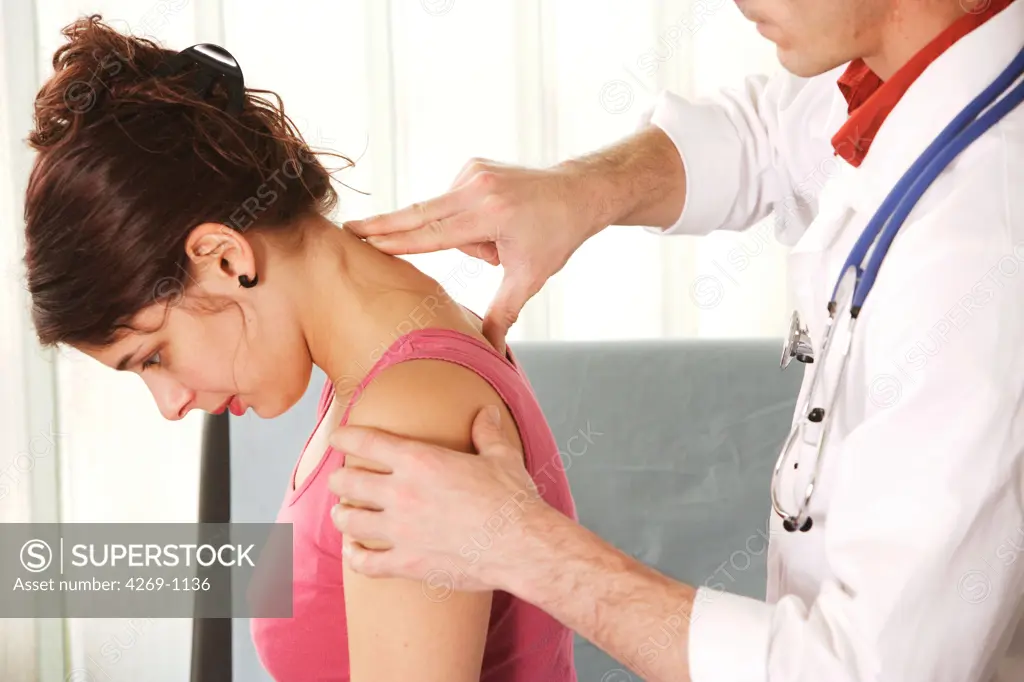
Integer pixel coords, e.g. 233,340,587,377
774,44,1024,533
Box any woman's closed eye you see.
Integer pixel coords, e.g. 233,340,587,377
141,351,161,371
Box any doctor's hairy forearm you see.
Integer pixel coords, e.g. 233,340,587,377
556,124,689,232
502,499,699,682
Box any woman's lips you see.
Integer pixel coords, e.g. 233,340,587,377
228,395,246,416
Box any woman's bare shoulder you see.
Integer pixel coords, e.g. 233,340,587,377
344,356,525,459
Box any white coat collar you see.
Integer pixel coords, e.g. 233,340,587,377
844,0,1024,215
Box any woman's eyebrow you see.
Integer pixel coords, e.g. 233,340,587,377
116,344,143,371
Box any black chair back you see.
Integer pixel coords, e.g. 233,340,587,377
191,412,232,681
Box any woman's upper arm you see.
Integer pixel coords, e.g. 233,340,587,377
338,358,524,682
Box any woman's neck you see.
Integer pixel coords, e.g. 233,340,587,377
281,215,480,389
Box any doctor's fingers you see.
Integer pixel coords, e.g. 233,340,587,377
458,242,500,266
327,466,395,511
450,157,513,190
364,209,494,257
331,505,393,546
483,269,543,354
443,157,504,266
343,181,476,239
330,424,453,474
340,538,422,581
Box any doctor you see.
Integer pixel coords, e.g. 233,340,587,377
327,0,1024,680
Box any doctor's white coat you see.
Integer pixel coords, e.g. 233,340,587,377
643,2,1024,681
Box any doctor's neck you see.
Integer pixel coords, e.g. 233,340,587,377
862,0,979,80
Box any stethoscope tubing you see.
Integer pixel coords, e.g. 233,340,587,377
857,53,1024,308
773,44,1024,531
834,44,1024,312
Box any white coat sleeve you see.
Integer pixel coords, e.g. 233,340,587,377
686,146,1024,681
636,68,842,238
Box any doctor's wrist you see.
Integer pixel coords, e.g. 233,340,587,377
495,503,583,599
555,125,686,236
544,162,616,246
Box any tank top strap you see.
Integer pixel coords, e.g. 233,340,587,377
335,327,532,432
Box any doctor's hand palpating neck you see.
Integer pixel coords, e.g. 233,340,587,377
342,129,686,356
333,1,1024,681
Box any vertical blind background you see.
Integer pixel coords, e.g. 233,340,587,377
0,0,790,679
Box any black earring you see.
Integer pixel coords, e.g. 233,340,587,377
238,273,258,288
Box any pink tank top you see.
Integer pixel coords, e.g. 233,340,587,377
250,327,578,681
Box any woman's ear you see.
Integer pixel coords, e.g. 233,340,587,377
184,223,258,294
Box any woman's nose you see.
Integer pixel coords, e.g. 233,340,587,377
145,376,195,421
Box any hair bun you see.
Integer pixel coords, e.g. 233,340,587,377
28,14,165,150
25,14,356,350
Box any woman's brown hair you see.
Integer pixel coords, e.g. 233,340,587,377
23,14,352,348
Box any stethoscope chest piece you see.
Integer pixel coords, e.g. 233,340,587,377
782,516,813,533
781,310,814,370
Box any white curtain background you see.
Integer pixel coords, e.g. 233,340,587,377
0,1,788,680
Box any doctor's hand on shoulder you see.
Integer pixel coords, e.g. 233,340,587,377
326,405,557,594
343,126,686,353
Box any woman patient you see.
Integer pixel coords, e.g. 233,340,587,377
23,16,577,682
